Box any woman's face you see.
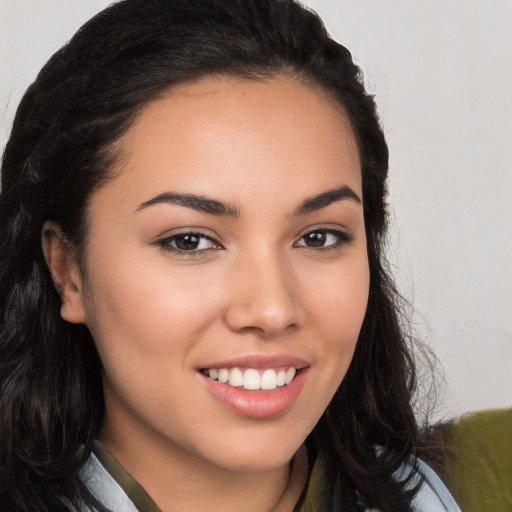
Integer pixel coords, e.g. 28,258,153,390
72,76,369,471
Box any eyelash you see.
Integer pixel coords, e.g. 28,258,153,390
157,231,221,256
157,228,353,256
295,228,353,251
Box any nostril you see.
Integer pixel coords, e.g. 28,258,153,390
223,303,300,337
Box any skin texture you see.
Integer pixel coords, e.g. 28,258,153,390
44,76,369,511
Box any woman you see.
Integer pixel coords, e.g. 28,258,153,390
0,0,460,510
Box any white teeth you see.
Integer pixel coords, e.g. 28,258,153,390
205,366,297,390
243,369,260,390
260,369,277,390
218,368,229,383
285,367,296,384
228,368,244,387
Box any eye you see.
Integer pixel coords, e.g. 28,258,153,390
158,232,220,254
295,229,352,249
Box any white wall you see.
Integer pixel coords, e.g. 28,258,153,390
1,1,511,420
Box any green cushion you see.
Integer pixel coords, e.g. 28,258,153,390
445,408,512,512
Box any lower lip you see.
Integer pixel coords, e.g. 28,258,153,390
199,368,309,419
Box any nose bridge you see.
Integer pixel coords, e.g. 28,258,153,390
223,244,300,336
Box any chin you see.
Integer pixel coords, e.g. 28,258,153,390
198,434,303,473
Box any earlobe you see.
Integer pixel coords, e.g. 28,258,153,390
41,221,86,324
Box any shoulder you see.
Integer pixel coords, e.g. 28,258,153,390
396,457,461,512
300,450,461,512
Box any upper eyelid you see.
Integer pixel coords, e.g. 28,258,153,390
296,224,352,238
156,227,220,242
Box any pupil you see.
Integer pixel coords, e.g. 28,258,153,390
305,232,326,247
175,234,199,250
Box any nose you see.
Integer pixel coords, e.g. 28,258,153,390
223,252,301,338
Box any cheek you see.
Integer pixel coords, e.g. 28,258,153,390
306,257,370,342
80,254,223,430
302,252,369,398
290,254,369,434
81,250,223,365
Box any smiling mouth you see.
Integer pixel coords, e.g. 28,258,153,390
200,367,298,391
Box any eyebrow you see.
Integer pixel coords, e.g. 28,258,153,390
291,185,362,217
136,184,361,218
136,192,240,217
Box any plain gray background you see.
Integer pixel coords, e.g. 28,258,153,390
1,0,511,421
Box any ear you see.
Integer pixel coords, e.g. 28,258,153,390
42,221,86,324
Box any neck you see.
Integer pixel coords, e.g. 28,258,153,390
99,420,308,512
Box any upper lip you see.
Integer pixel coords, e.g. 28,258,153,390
199,353,310,370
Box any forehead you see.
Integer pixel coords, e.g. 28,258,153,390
99,75,362,212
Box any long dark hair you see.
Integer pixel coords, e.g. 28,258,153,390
1,0,422,510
